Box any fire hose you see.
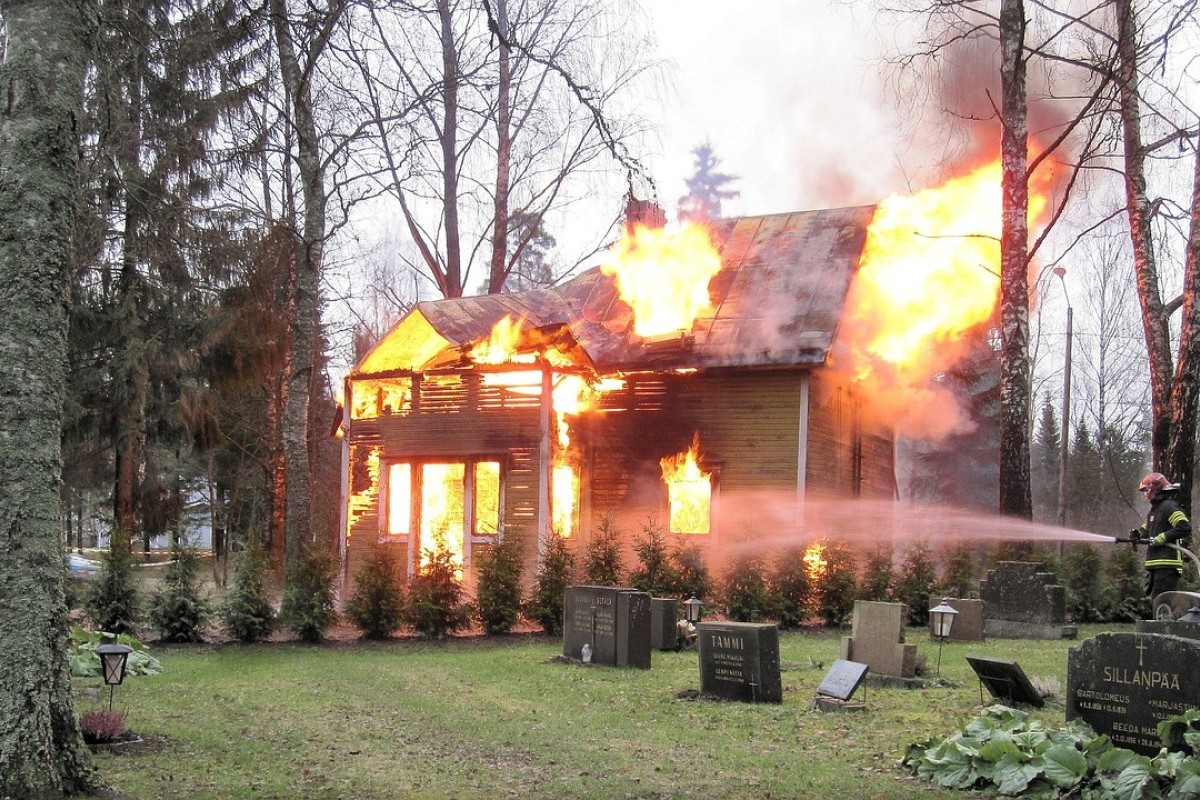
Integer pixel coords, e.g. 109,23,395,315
1112,538,1200,576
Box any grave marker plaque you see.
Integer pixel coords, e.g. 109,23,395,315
698,622,782,703
562,586,651,669
817,660,869,701
1068,632,1200,755
965,655,1043,707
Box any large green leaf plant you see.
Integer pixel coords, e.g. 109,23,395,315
903,705,1200,799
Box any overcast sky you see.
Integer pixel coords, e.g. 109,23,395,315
641,0,918,219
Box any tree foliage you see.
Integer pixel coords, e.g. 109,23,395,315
678,142,740,222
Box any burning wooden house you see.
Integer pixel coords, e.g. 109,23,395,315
337,205,897,589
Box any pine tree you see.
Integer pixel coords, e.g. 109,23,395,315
678,142,740,222
1032,394,1061,520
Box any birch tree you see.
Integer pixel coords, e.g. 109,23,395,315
346,0,653,300
0,0,102,794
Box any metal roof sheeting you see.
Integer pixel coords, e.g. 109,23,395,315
353,206,874,376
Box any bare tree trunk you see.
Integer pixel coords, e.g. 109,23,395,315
1164,143,1200,509
270,0,339,573
1113,0,1174,471
997,0,1033,519
0,0,102,795
488,0,512,294
439,0,463,297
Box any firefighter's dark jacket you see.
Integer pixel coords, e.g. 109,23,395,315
1133,492,1192,572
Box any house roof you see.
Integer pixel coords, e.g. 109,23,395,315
353,205,875,377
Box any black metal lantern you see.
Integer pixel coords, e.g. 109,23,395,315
95,641,133,710
683,595,703,624
929,599,959,679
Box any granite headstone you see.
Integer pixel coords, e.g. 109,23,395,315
650,597,680,651
980,561,1077,639
840,601,917,678
697,622,782,703
562,586,652,669
1067,632,1200,755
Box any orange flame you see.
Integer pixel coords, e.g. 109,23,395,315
600,223,723,338
803,541,827,585
659,434,712,534
470,315,537,365
419,463,465,575
834,156,1052,438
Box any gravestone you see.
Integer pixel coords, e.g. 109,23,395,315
697,622,782,703
815,659,869,712
650,598,680,651
562,586,652,669
1067,632,1200,755
928,598,984,642
1148,591,1200,622
980,561,1077,639
965,655,1043,707
840,601,917,678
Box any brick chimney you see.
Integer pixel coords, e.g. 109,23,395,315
624,196,666,234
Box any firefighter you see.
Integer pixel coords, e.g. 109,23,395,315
1128,472,1192,598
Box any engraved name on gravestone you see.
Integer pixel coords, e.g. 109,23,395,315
697,622,782,703
1067,632,1200,756
562,586,652,669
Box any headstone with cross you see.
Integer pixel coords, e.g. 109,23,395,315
1067,632,1200,755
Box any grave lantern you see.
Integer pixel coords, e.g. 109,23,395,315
683,595,703,624
1181,607,1200,624
929,599,958,679
95,641,133,710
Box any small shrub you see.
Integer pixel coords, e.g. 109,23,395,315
940,543,978,598
672,543,712,601
628,517,682,596
148,545,211,643
402,546,470,638
894,539,937,626
221,536,276,643
84,541,141,636
768,548,811,629
1107,544,1149,622
280,543,337,643
475,535,523,635
816,542,858,626
526,533,575,635
344,544,405,640
1063,543,1113,623
858,545,894,601
721,553,771,622
582,516,624,586
79,709,128,744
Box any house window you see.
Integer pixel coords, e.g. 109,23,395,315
665,472,713,534
659,438,715,535
383,458,504,558
474,461,501,535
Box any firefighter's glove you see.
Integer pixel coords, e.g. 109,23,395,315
1153,533,1167,545
1128,529,1141,543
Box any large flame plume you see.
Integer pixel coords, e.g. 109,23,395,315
600,222,723,338
833,157,1052,439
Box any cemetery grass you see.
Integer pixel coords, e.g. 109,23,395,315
84,624,1131,800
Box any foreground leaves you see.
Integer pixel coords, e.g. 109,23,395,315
903,705,1200,799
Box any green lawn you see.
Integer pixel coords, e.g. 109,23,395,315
84,624,1128,799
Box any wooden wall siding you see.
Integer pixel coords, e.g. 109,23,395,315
579,370,805,540
804,378,894,499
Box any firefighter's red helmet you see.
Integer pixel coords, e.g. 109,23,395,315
1139,472,1171,501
